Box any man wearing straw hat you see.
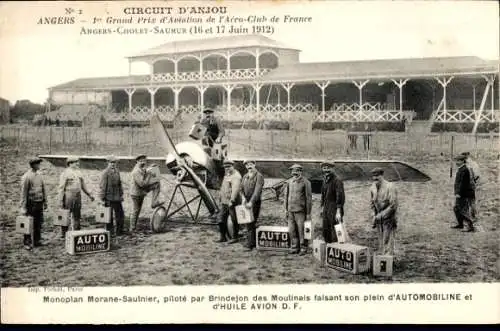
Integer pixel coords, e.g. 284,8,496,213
99,155,125,236
283,164,312,255
240,160,264,251
19,157,47,250
369,167,398,255
320,161,345,243
58,156,95,238
216,159,242,244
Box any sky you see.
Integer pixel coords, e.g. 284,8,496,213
0,0,498,104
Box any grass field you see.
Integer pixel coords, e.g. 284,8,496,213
0,139,498,286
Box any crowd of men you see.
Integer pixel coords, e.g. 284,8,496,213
18,108,482,257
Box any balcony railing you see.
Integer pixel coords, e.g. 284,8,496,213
147,68,272,83
435,110,498,123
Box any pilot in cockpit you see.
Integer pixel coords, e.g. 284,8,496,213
197,108,226,148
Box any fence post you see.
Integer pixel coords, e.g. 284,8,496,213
474,134,478,159
129,128,133,156
270,130,274,154
49,126,52,154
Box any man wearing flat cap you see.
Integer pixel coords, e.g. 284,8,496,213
461,151,480,220
129,154,163,233
283,164,312,255
320,161,345,243
452,154,475,232
369,167,399,255
240,160,264,250
196,108,225,148
19,157,47,250
216,160,242,244
58,156,95,237
99,155,125,236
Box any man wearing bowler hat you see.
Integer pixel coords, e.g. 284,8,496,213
240,160,264,251
99,155,125,236
283,164,312,255
19,157,47,250
461,151,480,220
320,161,345,243
452,154,475,232
369,167,399,255
197,108,225,148
129,154,164,232
216,160,242,244
58,156,95,237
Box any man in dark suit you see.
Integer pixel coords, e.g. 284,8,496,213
240,160,264,251
320,161,345,243
452,154,475,232
99,155,125,236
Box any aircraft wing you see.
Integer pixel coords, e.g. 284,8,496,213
38,155,170,173
232,158,431,194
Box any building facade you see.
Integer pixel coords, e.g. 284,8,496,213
47,35,499,132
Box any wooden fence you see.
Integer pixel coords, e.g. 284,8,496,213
0,125,498,160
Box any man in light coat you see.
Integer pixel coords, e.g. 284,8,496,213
129,154,163,233
369,167,398,255
240,160,264,251
58,156,95,237
19,157,47,250
283,164,312,255
99,155,125,236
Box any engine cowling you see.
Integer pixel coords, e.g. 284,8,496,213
165,141,215,174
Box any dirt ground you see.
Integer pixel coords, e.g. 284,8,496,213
0,140,498,286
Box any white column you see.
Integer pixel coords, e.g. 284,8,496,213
172,87,181,112
472,83,476,111
255,49,260,77
391,79,409,114
435,77,453,114
254,83,262,113
174,59,178,80
315,81,330,114
125,88,135,112
224,84,234,113
148,87,159,113
199,54,203,81
353,80,369,110
281,83,294,112
199,85,207,111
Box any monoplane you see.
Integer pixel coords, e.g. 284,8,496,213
40,113,431,233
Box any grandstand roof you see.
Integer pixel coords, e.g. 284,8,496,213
128,34,300,58
49,56,499,91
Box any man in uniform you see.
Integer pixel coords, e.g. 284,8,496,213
58,156,95,237
19,157,47,250
99,155,125,236
369,167,398,255
452,154,475,232
197,108,225,148
320,161,345,243
129,154,163,233
216,160,242,244
240,160,264,251
461,151,480,219
283,164,312,255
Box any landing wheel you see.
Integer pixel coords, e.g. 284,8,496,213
150,206,167,233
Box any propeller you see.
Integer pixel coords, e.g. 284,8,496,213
150,113,218,215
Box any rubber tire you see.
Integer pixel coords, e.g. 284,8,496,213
150,206,167,233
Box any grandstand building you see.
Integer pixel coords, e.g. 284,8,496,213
47,34,499,133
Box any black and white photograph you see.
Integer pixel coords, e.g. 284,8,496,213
0,0,498,324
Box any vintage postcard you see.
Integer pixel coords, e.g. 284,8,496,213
0,0,498,324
